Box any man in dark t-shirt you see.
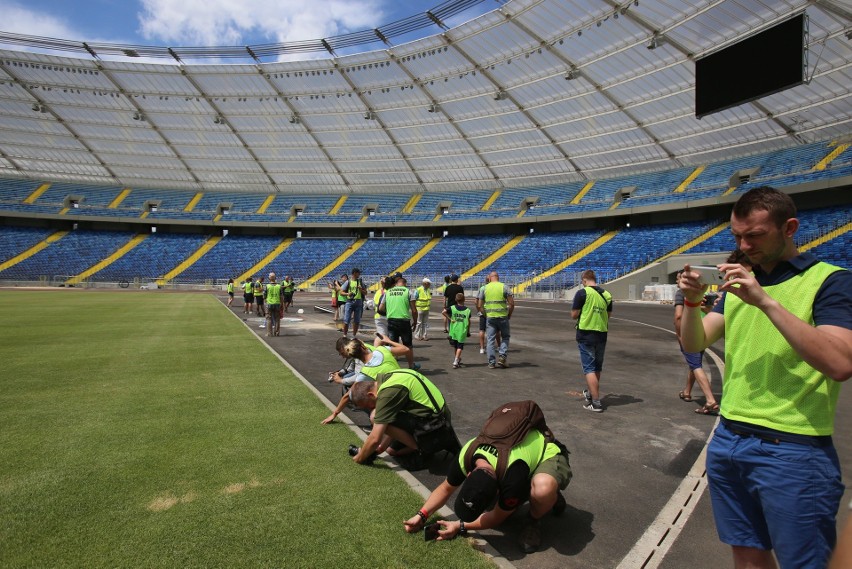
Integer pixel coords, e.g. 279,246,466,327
443,274,464,333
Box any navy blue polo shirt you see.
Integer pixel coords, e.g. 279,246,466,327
712,253,852,328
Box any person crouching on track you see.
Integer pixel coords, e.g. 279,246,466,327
403,400,571,553
348,368,458,470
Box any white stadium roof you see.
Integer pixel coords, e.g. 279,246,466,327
0,0,850,194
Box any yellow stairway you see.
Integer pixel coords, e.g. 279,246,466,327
257,195,275,214
514,230,618,294
300,238,367,290
657,221,731,262
570,181,595,204
66,234,148,285
0,230,68,274
481,190,501,211
329,195,347,215
236,238,295,283
800,221,852,252
23,183,50,204
402,194,422,213
673,166,706,193
812,142,850,171
108,188,132,209
369,237,442,291
157,235,221,286
184,193,203,212
460,235,526,282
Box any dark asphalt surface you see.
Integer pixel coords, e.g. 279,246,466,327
226,292,852,569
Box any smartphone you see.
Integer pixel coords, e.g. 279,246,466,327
692,265,726,285
375,332,384,339
424,522,440,541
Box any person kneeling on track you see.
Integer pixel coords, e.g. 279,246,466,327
403,400,572,553
348,368,459,470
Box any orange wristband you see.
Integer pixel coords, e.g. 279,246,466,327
683,299,702,308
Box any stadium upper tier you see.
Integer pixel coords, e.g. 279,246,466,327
0,0,849,195
1,205,848,285
1,139,849,225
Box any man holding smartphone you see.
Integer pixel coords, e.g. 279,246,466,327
680,186,852,569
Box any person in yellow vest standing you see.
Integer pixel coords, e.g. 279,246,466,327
680,186,852,569
384,274,419,370
281,275,295,313
477,271,514,369
414,278,433,341
242,277,254,315
265,273,282,337
226,278,235,307
572,270,612,413
342,268,367,337
253,276,265,318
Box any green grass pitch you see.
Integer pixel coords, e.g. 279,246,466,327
0,291,493,569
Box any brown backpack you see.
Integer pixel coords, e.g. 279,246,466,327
462,400,554,479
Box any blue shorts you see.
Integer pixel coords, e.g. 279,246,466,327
679,343,704,370
577,340,606,374
706,421,844,568
343,299,363,325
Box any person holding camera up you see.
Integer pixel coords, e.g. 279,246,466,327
341,268,367,337
348,368,456,470
403,401,571,553
680,186,852,569
673,270,718,415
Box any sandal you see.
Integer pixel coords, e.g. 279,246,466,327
678,391,693,402
695,403,720,415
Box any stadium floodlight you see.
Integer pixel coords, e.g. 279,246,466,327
363,111,375,120
493,91,507,101
213,115,224,124
288,114,300,124
132,112,145,121
565,69,578,80
427,103,439,113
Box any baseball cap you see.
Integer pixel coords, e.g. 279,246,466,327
422,277,431,284
450,274,460,281
454,467,499,522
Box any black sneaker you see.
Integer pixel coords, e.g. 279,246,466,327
582,389,592,405
583,400,604,413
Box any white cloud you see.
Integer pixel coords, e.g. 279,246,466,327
137,0,386,47
0,0,82,39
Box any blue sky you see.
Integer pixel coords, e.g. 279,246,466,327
0,0,500,55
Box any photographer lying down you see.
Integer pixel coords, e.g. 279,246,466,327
403,401,572,553
348,369,460,470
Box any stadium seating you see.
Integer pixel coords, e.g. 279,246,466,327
0,229,134,281
2,140,850,224
0,226,55,264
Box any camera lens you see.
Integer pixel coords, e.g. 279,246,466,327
348,444,360,457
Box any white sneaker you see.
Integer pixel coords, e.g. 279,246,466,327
452,359,459,369
479,348,485,354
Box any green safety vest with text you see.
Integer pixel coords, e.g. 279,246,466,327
244,282,253,294
385,286,412,319
578,286,611,332
227,283,234,294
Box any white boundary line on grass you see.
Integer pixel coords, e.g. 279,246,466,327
222,303,516,569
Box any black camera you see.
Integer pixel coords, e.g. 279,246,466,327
348,444,378,464
703,292,718,307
